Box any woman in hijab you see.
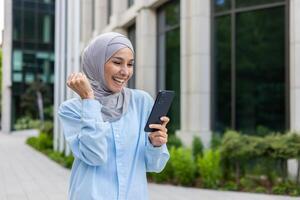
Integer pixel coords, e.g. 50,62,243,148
58,32,170,200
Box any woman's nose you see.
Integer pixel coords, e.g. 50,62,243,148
120,65,129,76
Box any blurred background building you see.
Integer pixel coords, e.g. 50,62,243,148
53,0,300,153
2,0,55,132
2,0,300,155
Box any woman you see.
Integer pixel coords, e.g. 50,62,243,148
58,32,170,200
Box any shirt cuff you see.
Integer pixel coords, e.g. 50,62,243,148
81,99,101,119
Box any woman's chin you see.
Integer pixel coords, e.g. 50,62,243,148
110,86,124,93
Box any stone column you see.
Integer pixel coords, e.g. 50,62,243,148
80,0,94,45
54,0,67,152
176,0,212,147
93,0,108,36
1,0,12,133
135,8,157,97
54,0,81,153
288,0,300,179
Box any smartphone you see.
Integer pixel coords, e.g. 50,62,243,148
144,90,175,132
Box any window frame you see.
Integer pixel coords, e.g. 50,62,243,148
211,0,290,132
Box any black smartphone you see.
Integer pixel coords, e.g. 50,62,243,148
144,90,175,132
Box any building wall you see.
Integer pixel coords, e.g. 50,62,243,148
54,0,81,153
177,0,211,147
2,0,12,133
288,0,300,179
2,0,55,132
98,0,211,147
54,0,297,153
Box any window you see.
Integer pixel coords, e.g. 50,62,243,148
107,0,112,24
13,50,23,71
13,9,22,41
23,10,36,41
157,0,180,133
127,24,136,89
128,0,134,8
11,0,55,127
213,0,287,134
43,15,51,43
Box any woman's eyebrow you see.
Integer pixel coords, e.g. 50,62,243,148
112,57,134,62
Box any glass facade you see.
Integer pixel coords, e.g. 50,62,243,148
12,0,55,127
213,0,287,134
127,24,136,89
157,0,180,133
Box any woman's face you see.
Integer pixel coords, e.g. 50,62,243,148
104,47,134,93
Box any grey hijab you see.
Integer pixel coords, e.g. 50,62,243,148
82,32,134,122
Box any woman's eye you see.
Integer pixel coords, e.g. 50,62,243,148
113,61,121,65
128,63,134,67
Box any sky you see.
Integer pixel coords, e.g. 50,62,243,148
0,0,3,45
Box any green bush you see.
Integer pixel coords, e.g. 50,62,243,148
197,149,222,188
15,116,41,130
64,155,75,168
149,147,175,183
172,147,196,186
210,133,222,150
272,181,300,196
167,134,183,149
240,177,256,192
26,136,39,149
40,120,54,136
149,146,195,186
26,133,74,169
222,181,238,191
192,136,203,158
37,132,53,150
48,151,65,165
255,186,268,193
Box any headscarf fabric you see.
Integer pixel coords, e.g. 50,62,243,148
82,32,134,122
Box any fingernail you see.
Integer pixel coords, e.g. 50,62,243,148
149,124,153,128
160,117,164,120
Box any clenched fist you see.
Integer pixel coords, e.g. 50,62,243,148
67,72,94,99
148,116,170,147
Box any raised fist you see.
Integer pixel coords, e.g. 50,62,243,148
67,72,94,99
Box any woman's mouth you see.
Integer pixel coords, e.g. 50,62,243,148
112,77,126,86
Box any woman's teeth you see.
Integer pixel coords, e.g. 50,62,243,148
113,77,125,84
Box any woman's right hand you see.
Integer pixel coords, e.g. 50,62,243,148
67,72,95,99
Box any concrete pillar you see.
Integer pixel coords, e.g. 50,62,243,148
1,0,12,133
93,0,108,36
176,0,212,147
135,8,157,97
54,0,81,153
54,0,66,152
288,0,300,179
81,0,94,45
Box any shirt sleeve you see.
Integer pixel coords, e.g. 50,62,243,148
145,134,170,173
58,99,111,166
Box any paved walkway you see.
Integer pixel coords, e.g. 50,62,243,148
0,131,299,200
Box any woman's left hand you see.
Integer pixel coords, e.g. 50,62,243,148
148,116,170,147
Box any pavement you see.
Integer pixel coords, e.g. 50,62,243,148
0,130,299,200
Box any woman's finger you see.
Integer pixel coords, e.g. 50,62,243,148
160,116,170,127
149,131,168,138
151,136,167,146
149,124,166,131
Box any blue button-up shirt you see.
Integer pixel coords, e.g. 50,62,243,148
58,89,170,200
